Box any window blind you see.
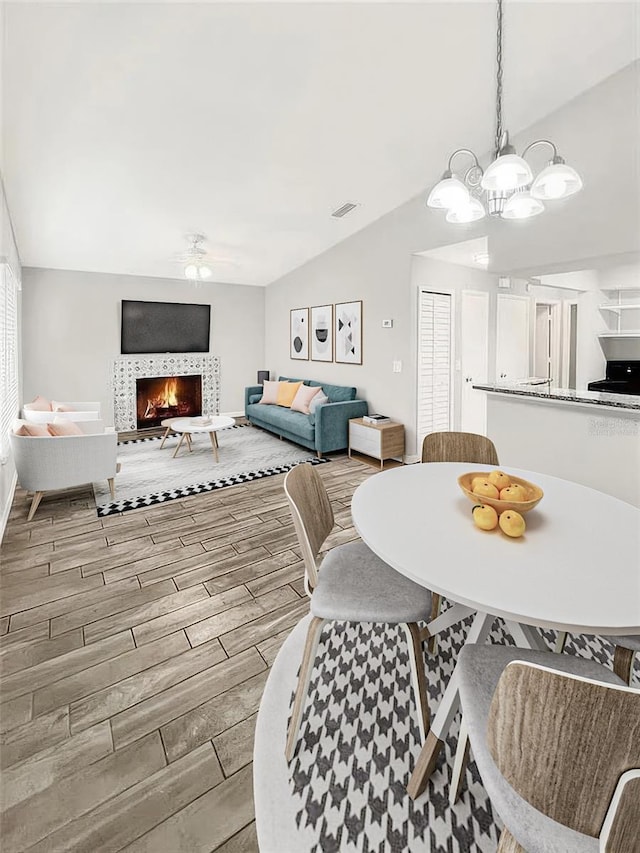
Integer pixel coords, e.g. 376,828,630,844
1,263,19,465
417,290,451,449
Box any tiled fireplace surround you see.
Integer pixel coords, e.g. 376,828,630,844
112,355,221,431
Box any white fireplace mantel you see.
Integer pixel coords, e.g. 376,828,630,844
112,355,221,431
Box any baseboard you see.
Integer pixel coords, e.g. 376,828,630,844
0,470,17,544
221,411,244,419
404,454,420,465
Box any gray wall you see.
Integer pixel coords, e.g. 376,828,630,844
20,268,265,421
264,63,640,457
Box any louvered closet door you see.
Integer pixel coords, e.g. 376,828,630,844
417,290,452,451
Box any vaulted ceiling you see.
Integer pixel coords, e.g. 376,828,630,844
3,2,638,285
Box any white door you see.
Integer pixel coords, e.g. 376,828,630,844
460,290,489,434
496,294,530,382
534,303,551,379
417,290,452,451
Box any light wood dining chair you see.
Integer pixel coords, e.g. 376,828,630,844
283,462,432,762
453,643,640,852
421,431,499,465
421,431,500,651
604,634,640,684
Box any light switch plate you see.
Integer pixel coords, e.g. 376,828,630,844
392,360,402,373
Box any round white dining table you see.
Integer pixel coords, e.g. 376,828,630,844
351,462,640,798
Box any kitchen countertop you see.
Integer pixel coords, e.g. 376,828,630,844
473,382,640,411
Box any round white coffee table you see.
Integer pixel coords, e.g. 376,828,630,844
169,416,235,461
159,417,191,450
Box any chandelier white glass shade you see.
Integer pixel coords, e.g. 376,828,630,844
446,194,486,224
426,174,469,209
501,187,545,220
426,0,582,224
530,157,583,200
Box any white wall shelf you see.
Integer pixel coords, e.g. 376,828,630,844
598,287,640,337
598,303,640,313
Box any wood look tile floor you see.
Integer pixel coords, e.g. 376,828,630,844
0,450,376,852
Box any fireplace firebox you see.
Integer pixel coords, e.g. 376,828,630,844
136,375,202,429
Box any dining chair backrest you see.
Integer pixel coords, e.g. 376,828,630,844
487,661,640,842
284,463,334,591
421,431,499,465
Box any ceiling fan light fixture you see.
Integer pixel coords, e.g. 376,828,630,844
184,262,212,281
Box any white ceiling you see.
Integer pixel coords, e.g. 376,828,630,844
3,2,639,286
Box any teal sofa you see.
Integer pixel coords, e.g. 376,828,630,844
244,376,368,456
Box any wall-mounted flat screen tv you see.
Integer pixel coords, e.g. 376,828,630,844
121,300,211,354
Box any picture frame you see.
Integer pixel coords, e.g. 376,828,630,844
310,304,333,362
290,307,309,360
334,300,363,364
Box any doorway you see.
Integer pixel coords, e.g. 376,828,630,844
533,301,561,382
460,290,489,434
496,294,530,382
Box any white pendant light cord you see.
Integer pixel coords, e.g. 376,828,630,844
494,0,504,157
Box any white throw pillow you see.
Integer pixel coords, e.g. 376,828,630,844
309,391,329,413
259,380,280,405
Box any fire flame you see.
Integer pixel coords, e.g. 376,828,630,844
164,379,178,407
143,377,181,419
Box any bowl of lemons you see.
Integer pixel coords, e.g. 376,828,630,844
458,470,544,514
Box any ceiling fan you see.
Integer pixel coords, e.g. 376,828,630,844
173,233,236,281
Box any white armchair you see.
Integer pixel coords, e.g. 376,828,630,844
22,401,102,424
10,424,118,520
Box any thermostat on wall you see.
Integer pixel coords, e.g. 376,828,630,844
382,319,393,328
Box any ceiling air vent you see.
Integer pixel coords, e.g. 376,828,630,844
331,202,359,219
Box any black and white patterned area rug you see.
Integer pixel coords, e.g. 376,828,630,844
254,608,634,853
92,424,328,516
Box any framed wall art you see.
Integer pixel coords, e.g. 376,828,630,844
310,304,333,362
290,307,309,360
335,300,362,364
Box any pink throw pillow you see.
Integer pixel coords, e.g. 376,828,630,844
290,384,321,415
52,402,75,412
15,423,50,436
47,421,84,436
29,395,52,412
259,380,281,405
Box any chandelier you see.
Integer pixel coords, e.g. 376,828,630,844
183,234,212,281
426,0,582,224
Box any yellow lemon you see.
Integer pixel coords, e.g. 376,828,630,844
499,484,527,502
471,476,487,492
472,504,499,531
488,470,511,491
499,510,526,538
473,480,500,500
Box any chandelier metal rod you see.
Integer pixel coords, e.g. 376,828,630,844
521,138,560,161
446,148,482,174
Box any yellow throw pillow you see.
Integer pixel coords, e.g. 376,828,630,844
276,381,303,408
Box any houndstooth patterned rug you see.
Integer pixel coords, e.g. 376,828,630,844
259,608,636,853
